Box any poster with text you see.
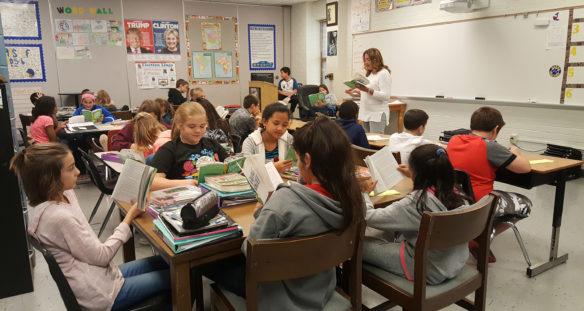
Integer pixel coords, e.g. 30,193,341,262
201,22,221,50
135,62,176,89
214,51,233,78
0,1,41,40
248,24,275,70
125,19,154,60
192,51,213,79
5,44,45,82
153,21,180,56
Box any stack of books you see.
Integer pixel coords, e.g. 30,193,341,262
153,209,242,253
199,182,256,208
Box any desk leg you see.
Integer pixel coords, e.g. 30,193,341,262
120,212,135,263
527,171,568,277
171,262,192,311
398,108,404,133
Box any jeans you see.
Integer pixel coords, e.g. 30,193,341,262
111,256,171,311
362,112,388,134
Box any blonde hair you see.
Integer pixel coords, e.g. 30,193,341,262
363,48,391,76
95,90,111,106
171,102,207,139
189,87,205,100
133,112,167,151
10,143,70,206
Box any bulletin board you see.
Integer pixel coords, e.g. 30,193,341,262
186,15,239,85
5,43,45,82
0,0,41,40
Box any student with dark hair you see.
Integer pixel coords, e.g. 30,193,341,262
168,79,189,105
389,109,437,165
111,100,164,151
364,144,472,285
277,66,300,114
242,103,294,173
197,117,365,309
308,84,338,118
447,107,532,255
229,94,260,141
196,98,230,143
30,91,43,105
29,96,68,144
335,100,370,148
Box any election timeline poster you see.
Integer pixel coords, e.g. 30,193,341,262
135,62,177,89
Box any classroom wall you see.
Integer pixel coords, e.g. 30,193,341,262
329,0,584,151
291,0,325,85
6,0,291,122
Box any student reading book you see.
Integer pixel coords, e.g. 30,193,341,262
241,153,283,204
308,92,326,106
364,146,404,195
72,93,115,123
111,159,157,211
82,108,102,123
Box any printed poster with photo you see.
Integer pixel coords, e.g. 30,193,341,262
153,21,180,55
125,19,154,60
135,62,177,89
125,19,180,61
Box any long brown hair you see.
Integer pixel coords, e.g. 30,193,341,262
196,98,230,135
293,117,364,229
363,48,391,76
10,143,70,206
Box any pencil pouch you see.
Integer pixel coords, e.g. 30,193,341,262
180,191,219,229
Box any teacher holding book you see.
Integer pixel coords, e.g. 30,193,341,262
345,48,392,134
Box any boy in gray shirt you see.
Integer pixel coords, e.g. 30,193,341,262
229,95,260,142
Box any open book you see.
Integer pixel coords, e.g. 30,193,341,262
241,154,284,204
215,106,229,118
198,155,246,183
344,74,370,89
364,146,404,195
82,109,102,123
205,173,251,193
308,92,326,105
111,159,157,211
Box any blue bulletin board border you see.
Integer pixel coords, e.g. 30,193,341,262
2,1,42,40
248,24,275,71
5,43,46,82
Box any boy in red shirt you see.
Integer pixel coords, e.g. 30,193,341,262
447,107,532,260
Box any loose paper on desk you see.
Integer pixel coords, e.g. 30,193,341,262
242,154,283,204
366,135,385,141
111,159,157,211
529,159,554,165
364,146,403,195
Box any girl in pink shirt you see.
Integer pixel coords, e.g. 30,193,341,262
29,96,68,144
11,143,170,311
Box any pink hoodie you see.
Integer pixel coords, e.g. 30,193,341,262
27,190,131,311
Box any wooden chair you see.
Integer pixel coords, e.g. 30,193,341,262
362,193,499,311
19,113,34,136
210,221,366,311
28,234,169,311
352,144,377,167
112,110,133,120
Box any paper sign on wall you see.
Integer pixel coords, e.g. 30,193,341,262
135,62,177,89
5,44,46,82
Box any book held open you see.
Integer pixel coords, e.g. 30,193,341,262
111,159,157,211
241,154,284,204
364,146,404,195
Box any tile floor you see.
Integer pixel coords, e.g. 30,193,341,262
1,177,583,310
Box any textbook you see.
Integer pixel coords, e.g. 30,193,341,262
153,218,242,253
363,146,404,195
241,154,284,204
344,74,370,89
308,92,326,105
285,146,297,164
205,173,251,193
111,159,157,211
151,185,203,207
197,155,246,183
81,109,102,123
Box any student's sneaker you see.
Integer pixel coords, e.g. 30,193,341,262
468,240,497,263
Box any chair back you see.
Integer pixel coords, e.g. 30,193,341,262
112,110,133,120
18,128,31,147
19,114,34,136
351,144,377,167
28,234,82,311
78,149,115,195
412,194,499,307
454,169,475,202
229,134,242,153
297,84,320,111
107,129,122,151
245,221,365,310
393,152,401,164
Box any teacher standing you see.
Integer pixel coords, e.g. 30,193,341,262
345,48,391,134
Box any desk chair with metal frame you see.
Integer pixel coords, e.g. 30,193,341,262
362,193,499,311
28,234,169,311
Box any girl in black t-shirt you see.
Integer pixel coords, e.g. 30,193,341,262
150,102,228,191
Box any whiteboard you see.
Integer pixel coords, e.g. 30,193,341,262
352,11,573,104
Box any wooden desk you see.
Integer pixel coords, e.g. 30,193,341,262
288,119,306,132
366,133,390,149
370,178,413,208
119,201,255,311
389,102,406,133
495,153,583,277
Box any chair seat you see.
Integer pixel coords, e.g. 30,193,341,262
363,263,479,299
127,292,170,311
212,283,352,311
